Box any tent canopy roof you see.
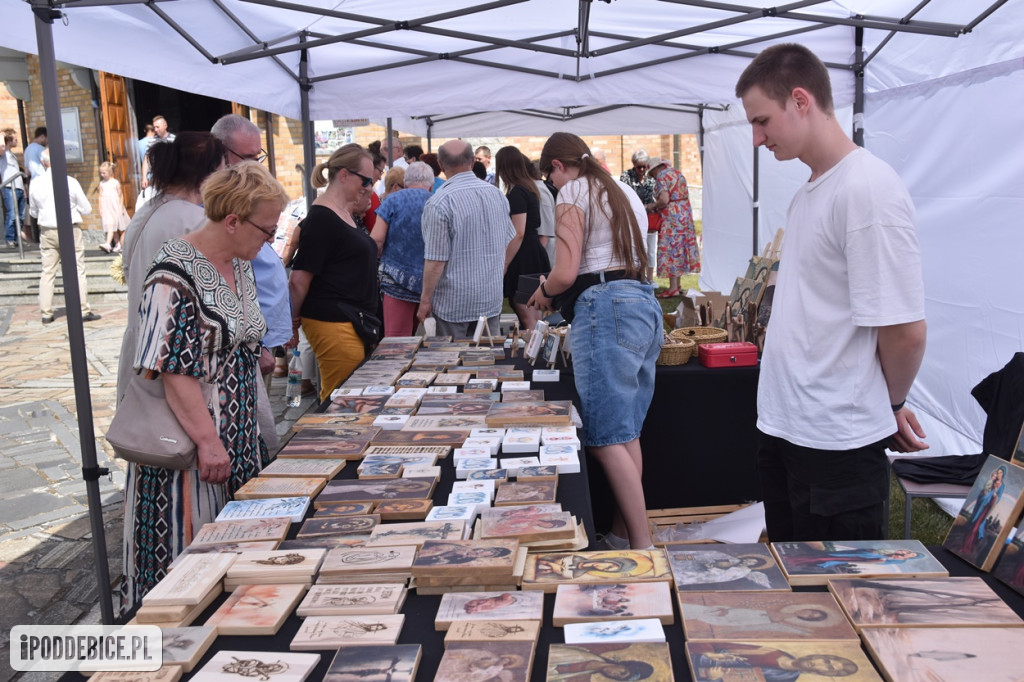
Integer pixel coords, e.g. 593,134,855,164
2,0,1010,122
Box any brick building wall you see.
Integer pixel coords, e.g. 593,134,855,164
267,121,703,205
20,57,103,231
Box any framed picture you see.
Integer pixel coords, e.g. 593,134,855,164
943,454,1024,571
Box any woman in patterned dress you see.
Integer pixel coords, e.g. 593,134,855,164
120,162,290,612
648,158,699,298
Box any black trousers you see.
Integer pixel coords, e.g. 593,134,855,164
757,432,890,542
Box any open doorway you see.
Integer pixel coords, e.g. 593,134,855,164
130,79,231,140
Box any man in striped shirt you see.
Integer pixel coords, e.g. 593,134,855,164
417,140,515,338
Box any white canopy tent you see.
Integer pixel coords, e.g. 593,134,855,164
3,0,1022,621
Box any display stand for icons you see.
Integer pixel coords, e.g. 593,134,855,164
524,320,548,366
472,316,494,347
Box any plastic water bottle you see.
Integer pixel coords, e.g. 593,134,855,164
286,349,302,407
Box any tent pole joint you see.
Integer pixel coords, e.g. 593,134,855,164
82,465,111,482
31,4,62,23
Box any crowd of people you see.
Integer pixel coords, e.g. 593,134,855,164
17,41,928,611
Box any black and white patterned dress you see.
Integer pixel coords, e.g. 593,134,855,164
120,238,268,612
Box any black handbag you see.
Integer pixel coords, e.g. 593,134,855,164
337,300,383,350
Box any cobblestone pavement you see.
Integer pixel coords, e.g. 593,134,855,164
0,298,315,682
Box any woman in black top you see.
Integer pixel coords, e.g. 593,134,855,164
288,143,379,401
497,146,550,329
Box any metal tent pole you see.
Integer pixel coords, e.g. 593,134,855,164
853,26,865,147
752,146,760,257
31,0,114,625
298,35,315,212
385,118,394,169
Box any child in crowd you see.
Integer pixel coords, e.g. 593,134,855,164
98,161,130,252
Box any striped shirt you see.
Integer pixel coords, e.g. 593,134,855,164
422,171,514,323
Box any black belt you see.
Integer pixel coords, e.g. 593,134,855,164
573,269,641,290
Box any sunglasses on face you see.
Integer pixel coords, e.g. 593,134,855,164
350,170,374,188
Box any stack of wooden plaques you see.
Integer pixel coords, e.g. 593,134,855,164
770,539,949,586
204,583,308,635
296,583,408,616
215,496,311,524
521,549,673,593
134,553,237,627
191,517,292,547
157,626,218,673
233,476,325,500
314,475,436,507
258,457,346,480
552,581,676,627
443,620,542,647
223,548,326,591
436,641,536,682
476,503,586,551
410,538,526,594
366,519,470,545
317,545,419,584
434,590,545,630
290,613,407,650
279,425,380,459
322,645,421,682
189,650,321,682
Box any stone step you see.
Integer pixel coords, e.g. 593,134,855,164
0,272,127,304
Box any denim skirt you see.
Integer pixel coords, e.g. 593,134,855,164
570,279,663,447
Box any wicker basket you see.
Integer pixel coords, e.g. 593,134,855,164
657,337,696,366
670,326,728,346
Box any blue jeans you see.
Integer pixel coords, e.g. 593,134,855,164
570,280,662,446
2,186,25,242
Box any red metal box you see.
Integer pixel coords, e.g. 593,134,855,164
698,342,759,368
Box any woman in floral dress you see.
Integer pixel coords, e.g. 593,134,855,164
120,162,289,612
649,158,699,298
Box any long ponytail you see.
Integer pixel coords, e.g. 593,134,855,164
539,132,648,278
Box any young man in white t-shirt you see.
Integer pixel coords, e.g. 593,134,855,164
736,43,928,542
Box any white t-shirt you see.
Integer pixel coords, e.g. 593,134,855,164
757,148,925,450
556,176,646,274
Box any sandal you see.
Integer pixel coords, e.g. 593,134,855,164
656,288,681,299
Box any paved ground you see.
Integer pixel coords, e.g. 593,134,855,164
0,264,316,681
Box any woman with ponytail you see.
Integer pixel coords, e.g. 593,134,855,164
116,132,226,402
287,143,379,401
529,132,662,550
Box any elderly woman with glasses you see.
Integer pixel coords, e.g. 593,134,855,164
120,162,289,612
619,149,661,282
116,132,226,403
288,143,380,401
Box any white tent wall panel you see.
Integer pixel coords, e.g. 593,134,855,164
864,61,1024,457
699,105,850,294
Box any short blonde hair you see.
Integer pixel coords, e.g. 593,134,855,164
100,161,115,173
201,161,289,222
383,167,405,196
312,143,370,189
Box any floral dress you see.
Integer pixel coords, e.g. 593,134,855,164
655,167,700,277
120,238,268,613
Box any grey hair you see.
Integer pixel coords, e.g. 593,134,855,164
631,149,650,165
211,114,260,144
438,140,474,170
403,161,434,188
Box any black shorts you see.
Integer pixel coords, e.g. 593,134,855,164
757,432,890,542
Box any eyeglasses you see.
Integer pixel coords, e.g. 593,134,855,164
243,217,277,240
350,170,374,188
223,143,268,164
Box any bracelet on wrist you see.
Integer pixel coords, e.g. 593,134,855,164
891,400,906,413
540,281,551,298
